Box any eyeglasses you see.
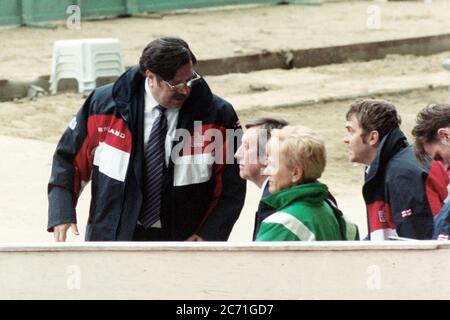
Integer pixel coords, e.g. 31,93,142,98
162,71,202,91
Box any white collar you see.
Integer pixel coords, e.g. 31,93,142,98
260,177,270,198
144,77,160,109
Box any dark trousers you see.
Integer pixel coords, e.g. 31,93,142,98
132,224,168,241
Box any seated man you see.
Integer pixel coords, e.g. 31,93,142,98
412,104,450,240
234,118,288,239
256,126,350,241
344,99,446,240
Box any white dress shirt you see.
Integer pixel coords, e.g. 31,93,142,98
142,79,180,228
261,177,270,199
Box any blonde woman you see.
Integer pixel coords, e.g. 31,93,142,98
256,125,348,241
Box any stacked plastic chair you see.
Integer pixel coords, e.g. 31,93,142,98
50,38,124,94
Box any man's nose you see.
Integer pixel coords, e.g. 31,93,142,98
234,146,242,160
343,135,349,144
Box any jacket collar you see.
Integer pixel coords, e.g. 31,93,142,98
366,127,408,181
262,182,328,210
112,65,143,107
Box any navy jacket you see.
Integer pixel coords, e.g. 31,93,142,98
252,182,274,240
363,128,443,240
48,66,246,241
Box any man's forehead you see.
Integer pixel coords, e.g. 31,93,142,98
345,114,361,128
243,127,259,140
172,62,194,80
345,120,356,128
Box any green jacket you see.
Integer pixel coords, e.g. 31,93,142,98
256,182,345,241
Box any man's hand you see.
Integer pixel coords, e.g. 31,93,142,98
54,223,79,242
186,234,204,241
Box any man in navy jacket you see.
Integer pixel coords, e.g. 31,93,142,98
48,37,246,241
344,99,446,240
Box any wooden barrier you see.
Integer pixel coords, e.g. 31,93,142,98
0,241,449,299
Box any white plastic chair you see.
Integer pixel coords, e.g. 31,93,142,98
50,38,124,94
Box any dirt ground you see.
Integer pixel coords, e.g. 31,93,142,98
0,83,447,242
207,51,450,110
1,50,450,143
1,0,450,80
1,48,450,241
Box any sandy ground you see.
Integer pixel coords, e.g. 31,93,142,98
0,133,259,242
0,134,260,242
1,50,450,142
0,84,447,242
207,51,450,110
1,48,449,242
1,0,450,79
0,136,60,242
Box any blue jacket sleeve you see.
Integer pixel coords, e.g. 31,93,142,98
47,93,93,232
433,201,450,240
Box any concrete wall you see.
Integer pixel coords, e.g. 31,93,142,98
197,33,450,75
0,241,449,299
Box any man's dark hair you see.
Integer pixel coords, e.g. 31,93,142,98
346,99,401,140
245,117,288,156
139,37,197,81
412,104,450,162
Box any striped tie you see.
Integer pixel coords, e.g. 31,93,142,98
140,105,167,229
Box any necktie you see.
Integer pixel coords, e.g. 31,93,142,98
140,105,167,229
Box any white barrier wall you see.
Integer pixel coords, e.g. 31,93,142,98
0,242,449,299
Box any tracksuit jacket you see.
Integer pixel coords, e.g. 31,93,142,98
256,182,345,241
363,127,446,240
47,65,246,241
253,181,359,240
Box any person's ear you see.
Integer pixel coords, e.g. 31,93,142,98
368,130,380,147
262,165,271,176
291,166,303,184
259,153,268,167
145,70,156,87
437,128,450,144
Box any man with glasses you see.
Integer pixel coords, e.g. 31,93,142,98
48,37,246,242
